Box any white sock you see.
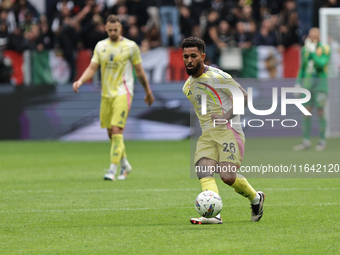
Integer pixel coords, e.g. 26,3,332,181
303,139,311,146
109,163,118,174
319,140,326,146
120,157,130,167
250,193,260,205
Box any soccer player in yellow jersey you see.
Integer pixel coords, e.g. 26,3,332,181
73,15,154,181
181,37,265,224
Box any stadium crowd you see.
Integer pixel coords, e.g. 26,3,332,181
0,0,339,71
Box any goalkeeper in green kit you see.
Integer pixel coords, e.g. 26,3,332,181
293,28,330,151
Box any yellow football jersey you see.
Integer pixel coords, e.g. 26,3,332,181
182,65,244,136
91,37,142,98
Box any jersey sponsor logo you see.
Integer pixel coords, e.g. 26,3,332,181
109,53,115,61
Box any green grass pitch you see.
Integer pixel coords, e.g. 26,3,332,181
1,137,340,255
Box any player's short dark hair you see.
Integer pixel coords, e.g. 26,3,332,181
181,37,206,53
106,15,120,24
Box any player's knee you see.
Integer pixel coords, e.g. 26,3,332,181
317,109,324,117
197,171,213,179
111,126,123,134
107,129,112,139
221,177,236,186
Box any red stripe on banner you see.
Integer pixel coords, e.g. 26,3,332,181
283,46,300,78
75,49,92,81
168,48,189,81
3,50,23,85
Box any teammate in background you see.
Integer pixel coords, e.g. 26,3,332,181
293,28,330,151
181,37,265,224
73,15,154,180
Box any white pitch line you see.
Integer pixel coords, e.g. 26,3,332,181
0,187,339,194
0,203,339,215
0,188,199,193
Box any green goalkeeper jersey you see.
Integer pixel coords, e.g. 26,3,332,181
296,43,331,92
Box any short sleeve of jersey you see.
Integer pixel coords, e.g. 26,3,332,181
130,42,142,66
217,72,241,96
91,42,100,64
182,78,191,99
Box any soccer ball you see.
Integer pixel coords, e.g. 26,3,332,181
195,190,223,218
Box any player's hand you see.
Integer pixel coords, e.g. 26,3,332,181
305,38,317,53
144,92,154,106
294,83,302,98
211,113,224,121
72,80,83,93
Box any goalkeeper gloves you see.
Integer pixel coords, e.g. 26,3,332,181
304,37,317,53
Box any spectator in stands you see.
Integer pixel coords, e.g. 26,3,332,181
51,1,73,36
24,23,40,49
56,0,75,14
179,6,195,39
0,4,16,33
21,9,36,34
159,0,181,47
210,0,225,14
240,4,253,22
218,0,238,27
144,25,162,49
0,20,8,40
271,14,284,50
235,21,253,49
267,0,284,15
281,11,301,48
126,25,143,45
125,0,149,30
281,0,297,25
140,37,151,53
218,20,237,47
322,0,340,6
36,15,54,51
14,0,39,26
189,0,210,25
115,4,129,32
52,4,79,81
85,14,107,50
203,10,226,62
252,17,277,46
74,0,102,43
7,27,30,52
125,15,139,35
144,0,160,31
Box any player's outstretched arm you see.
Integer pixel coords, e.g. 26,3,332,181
134,63,154,106
72,62,99,93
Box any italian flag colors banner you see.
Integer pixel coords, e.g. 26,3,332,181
241,46,300,78
32,50,71,85
4,47,301,86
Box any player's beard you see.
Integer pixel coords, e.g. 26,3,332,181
186,61,201,76
110,35,119,42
